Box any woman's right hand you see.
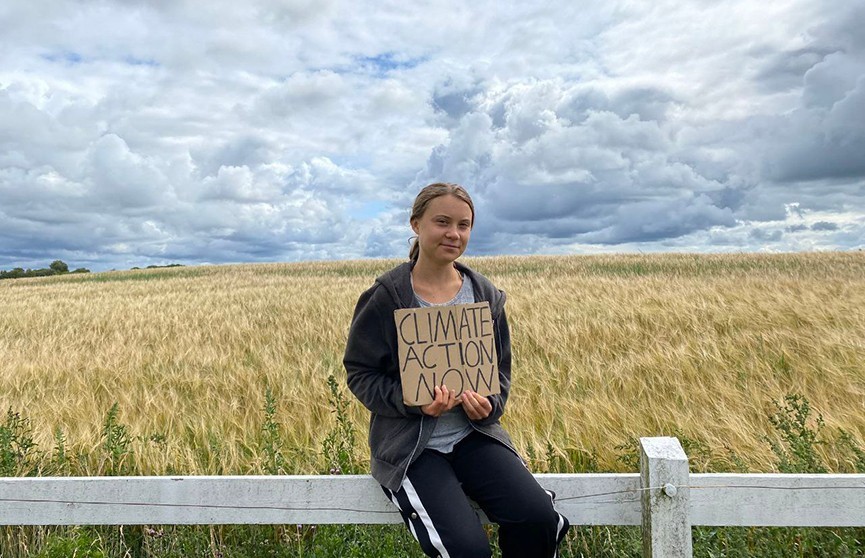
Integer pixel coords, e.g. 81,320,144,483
420,385,460,417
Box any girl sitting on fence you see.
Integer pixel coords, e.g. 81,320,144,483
344,182,570,557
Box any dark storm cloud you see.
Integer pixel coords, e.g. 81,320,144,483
811,221,839,232
757,4,865,186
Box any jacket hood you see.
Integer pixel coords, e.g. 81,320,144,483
374,260,506,317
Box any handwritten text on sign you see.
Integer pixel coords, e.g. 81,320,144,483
394,302,500,406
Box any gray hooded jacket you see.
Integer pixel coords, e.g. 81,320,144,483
343,261,516,491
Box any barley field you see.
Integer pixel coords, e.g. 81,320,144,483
1,252,864,477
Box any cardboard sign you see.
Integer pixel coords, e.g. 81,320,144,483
394,302,500,406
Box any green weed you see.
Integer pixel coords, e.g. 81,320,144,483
765,393,827,474
321,374,358,475
261,385,289,475
99,403,133,476
0,409,39,477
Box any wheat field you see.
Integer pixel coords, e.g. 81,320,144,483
1,252,863,475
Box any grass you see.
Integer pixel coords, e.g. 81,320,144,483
1,251,864,556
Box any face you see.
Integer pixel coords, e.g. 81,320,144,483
411,194,473,265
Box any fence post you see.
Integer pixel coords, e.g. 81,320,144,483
640,437,692,558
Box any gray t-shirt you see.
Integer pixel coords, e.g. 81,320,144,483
413,273,476,453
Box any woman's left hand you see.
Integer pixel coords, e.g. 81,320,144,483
460,390,492,421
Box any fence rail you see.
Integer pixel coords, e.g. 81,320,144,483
2,437,864,557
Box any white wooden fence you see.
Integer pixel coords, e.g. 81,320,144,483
2,437,864,557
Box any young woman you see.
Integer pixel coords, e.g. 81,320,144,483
344,183,570,558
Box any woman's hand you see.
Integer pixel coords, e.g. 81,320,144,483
460,390,492,421
420,385,460,417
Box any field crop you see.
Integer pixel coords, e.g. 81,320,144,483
2,252,864,478
3,252,865,556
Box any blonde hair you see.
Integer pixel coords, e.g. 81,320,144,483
409,183,475,262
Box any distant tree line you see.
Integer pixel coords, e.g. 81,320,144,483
0,260,90,280
130,263,185,270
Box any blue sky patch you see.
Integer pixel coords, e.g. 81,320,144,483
356,52,426,76
41,50,85,65
349,200,390,220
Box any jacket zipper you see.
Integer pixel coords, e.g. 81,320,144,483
399,415,429,487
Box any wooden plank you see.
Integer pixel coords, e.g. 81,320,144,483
4,473,863,528
640,437,693,558
689,473,865,527
0,476,398,525
0,474,642,526
539,474,642,526
0,474,865,527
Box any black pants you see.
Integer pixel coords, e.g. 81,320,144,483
382,432,570,558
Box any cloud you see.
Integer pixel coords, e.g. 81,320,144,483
86,134,173,208
412,79,738,251
811,221,839,232
766,74,865,183
1,0,864,271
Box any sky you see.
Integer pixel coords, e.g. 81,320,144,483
1,1,864,272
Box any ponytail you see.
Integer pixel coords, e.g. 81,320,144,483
408,237,419,262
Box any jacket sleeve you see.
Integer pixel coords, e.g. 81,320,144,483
343,285,424,419
473,305,511,426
